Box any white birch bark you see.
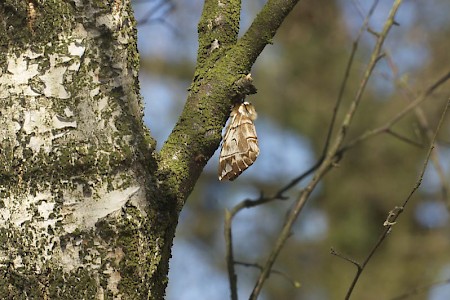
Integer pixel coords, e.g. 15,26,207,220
0,1,166,298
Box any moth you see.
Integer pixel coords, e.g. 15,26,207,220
218,101,260,181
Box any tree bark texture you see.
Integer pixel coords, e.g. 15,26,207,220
0,0,171,298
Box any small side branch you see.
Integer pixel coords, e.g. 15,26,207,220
224,209,238,300
338,70,450,154
235,261,300,288
389,278,450,300
341,98,450,300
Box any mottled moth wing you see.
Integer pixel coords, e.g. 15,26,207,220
218,102,260,181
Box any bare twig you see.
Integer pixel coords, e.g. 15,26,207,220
234,261,301,288
339,71,450,154
385,129,424,148
389,278,450,300
330,248,360,268
400,111,449,209
137,0,175,26
342,97,450,299
410,106,450,205
342,207,403,300
388,54,450,206
249,2,403,299
277,0,382,195
226,0,379,202
324,0,381,157
224,209,238,300
224,158,318,299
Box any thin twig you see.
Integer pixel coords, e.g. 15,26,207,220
400,108,449,209
224,209,238,300
223,154,319,299
278,0,381,195
343,207,402,300
249,2,402,299
330,248,360,268
258,0,381,196
388,54,450,207
137,0,175,26
323,0,381,158
339,71,450,154
385,129,424,147
389,278,450,300
343,97,450,299
234,261,301,288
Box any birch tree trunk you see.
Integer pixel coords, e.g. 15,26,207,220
0,0,299,298
0,1,168,298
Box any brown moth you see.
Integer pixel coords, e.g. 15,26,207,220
218,101,260,181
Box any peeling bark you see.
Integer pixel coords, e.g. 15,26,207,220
0,0,169,298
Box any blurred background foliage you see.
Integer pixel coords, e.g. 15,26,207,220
134,0,450,299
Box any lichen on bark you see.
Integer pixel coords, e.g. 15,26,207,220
0,0,166,298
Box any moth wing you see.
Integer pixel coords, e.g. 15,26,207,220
218,109,259,181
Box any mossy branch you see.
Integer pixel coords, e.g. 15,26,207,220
157,0,301,210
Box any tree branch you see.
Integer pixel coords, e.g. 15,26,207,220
235,0,301,68
224,209,238,300
195,0,242,70
234,261,300,288
157,0,301,211
339,70,450,154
